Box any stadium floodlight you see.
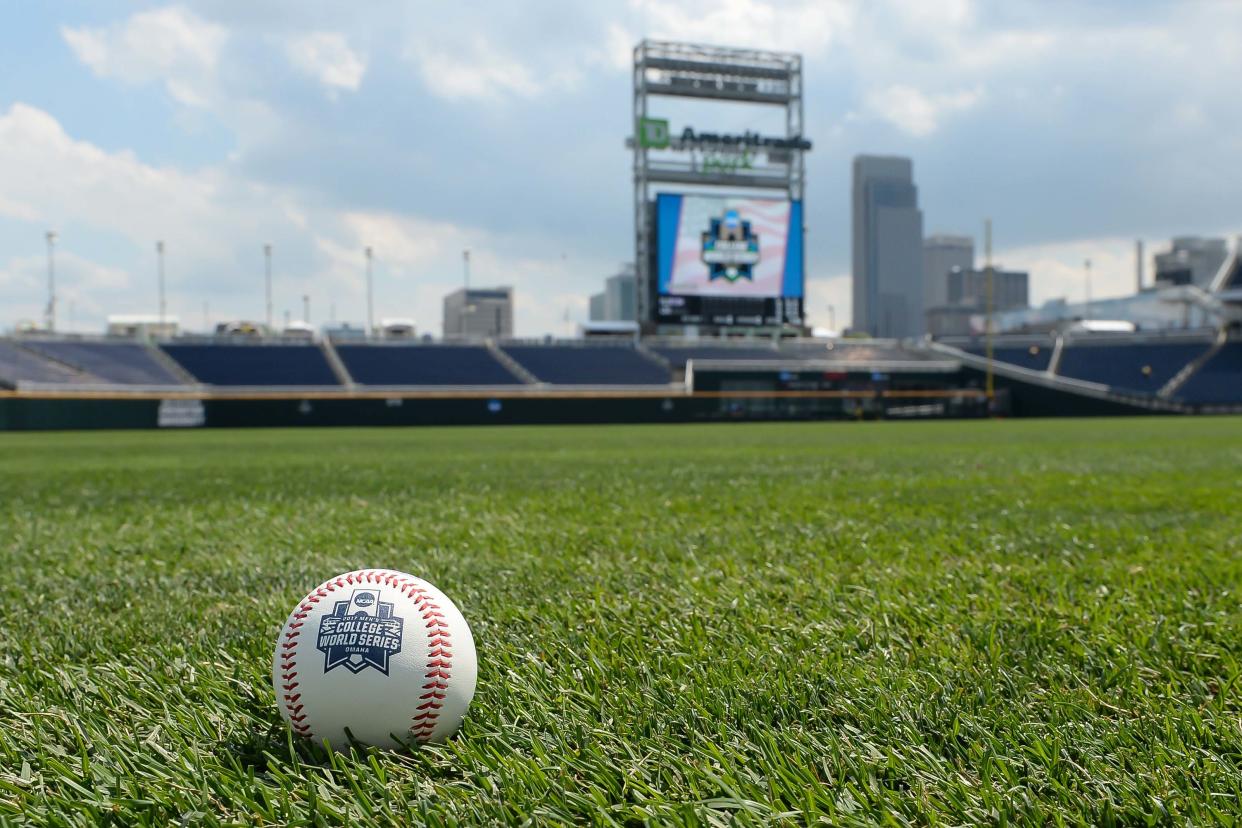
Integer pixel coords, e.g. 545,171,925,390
365,246,374,338
264,244,274,332
985,219,994,403
157,241,166,331
45,230,57,332
1084,258,1093,320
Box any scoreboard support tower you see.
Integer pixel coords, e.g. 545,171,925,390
631,40,807,335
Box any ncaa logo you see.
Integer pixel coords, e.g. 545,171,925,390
353,593,375,607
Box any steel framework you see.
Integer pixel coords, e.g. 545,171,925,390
632,40,807,332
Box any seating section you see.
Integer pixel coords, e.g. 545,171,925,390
651,346,781,370
795,342,937,363
1056,342,1208,393
0,341,98,387
161,343,339,386
1176,343,1242,404
962,344,1053,372
23,340,184,385
502,345,671,385
336,344,522,386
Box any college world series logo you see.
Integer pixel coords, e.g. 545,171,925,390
317,589,404,675
701,209,760,282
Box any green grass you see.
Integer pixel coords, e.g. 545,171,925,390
0,418,1239,826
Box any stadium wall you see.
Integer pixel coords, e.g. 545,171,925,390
0,388,995,431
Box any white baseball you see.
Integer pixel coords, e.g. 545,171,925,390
273,569,477,749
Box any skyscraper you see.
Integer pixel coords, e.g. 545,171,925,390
443,287,514,339
852,156,924,338
923,235,974,310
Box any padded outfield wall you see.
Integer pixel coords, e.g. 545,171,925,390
0,387,1002,431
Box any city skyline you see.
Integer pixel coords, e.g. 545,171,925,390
2,1,1241,336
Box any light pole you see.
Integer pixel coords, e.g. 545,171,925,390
985,218,995,405
302,294,310,324
264,243,273,331
462,249,470,289
156,240,166,331
1084,258,1092,320
827,303,835,332
45,230,57,332
365,246,374,337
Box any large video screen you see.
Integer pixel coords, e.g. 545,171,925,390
653,193,803,326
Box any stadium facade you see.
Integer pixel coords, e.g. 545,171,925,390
4,40,1242,430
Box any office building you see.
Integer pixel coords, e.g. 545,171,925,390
852,155,924,338
923,235,974,309
443,287,513,340
590,266,636,322
947,267,1029,312
1154,237,1227,289
926,266,1030,337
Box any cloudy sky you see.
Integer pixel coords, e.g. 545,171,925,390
1,0,1239,336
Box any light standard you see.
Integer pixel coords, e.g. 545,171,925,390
365,246,374,337
1084,258,1092,320
984,218,994,406
264,243,273,331
462,249,470,289
45,230,57,332
156,240,166,331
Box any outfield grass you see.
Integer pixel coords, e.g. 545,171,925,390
0,418,1239,826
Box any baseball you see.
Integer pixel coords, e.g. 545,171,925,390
273,569,477,749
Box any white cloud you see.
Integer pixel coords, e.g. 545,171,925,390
997,236,1152,308
407,35,546,101
626,0,853,57
864,84,982,136
0,103,595,337
61,6,226,107
285,32,367,95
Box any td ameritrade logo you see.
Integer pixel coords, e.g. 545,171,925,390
637,118,812,152
317,589,403,675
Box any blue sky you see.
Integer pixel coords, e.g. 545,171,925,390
1,0,1239,335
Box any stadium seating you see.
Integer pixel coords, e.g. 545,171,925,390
335,344,523,386
792,342,939,363
1175,343,1242,404
161,343,339,386
651,345,781,370
1056,341,1209,393
0,340,98,386
22,340,184,385
958,343,1054,372
501,344,671,385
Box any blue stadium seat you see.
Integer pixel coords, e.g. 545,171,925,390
962,344,1053,372
161,343,339,386
0,340,98,386
501,345,671,385
1057,342,1208,393
1175,343,1242,404
23,340,183,385
335,344,523,385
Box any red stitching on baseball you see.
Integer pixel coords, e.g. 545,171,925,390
279,571,358,739
280,570,456,745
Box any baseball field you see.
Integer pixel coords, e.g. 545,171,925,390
1,418,1239,825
